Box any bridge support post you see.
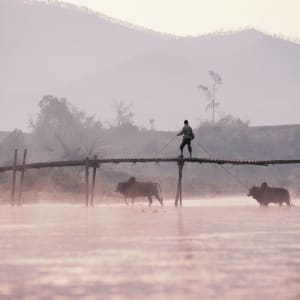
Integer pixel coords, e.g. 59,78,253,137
85,157,90,207
18,149,27,206
175,159,184,206
90,155,97,206
11,149,18,206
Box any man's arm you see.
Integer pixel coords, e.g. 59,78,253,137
177,127,184,136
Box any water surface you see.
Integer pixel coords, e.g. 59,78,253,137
0,199,299,300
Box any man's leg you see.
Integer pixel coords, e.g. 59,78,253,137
187,140,192,158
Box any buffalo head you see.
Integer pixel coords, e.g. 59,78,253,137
247,186,260,198
115,182,122,192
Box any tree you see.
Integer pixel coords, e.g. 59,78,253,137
30,95,103,160
113,100,134,127
0,129,26,164
198,70,222,125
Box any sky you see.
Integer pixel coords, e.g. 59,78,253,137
55,0,300,39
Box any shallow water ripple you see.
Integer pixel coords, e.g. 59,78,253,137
0,203,300,300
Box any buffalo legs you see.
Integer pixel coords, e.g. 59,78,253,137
124,195,162,206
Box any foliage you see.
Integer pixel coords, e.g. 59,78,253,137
113,100,134,128
30,95,103,160
0,129,26,164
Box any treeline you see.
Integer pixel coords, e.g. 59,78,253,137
1,95,300,202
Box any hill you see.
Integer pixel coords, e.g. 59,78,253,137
1,0,300,130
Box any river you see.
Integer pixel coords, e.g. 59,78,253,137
0,199,299,300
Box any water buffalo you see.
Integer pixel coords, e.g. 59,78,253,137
248,182,291,206
116,177,163,206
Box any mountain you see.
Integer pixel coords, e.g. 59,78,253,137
1,0,300,130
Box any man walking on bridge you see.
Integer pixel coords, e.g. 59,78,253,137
177,120,194,158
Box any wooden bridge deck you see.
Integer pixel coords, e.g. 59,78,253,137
4,152,300,206
2,157,300,172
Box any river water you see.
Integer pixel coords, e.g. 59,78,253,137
0,199,300,300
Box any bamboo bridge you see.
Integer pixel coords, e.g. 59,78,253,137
3,149,300,206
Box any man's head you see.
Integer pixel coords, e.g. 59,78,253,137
184,120,189,125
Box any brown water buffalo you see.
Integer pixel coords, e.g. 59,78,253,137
116,177,163,206
248,182,291,206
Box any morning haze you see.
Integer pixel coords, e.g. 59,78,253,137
1,0,300,130
1,1,300,300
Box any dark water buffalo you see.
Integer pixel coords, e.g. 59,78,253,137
248,182,291,206
116,177,163,206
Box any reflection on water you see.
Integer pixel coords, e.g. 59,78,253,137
0,199,300,300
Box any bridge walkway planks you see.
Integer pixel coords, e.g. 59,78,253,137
2,157,300,172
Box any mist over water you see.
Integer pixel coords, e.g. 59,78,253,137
0,199,299,300
1,1,300,299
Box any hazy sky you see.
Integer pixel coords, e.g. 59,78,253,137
57,0,300,38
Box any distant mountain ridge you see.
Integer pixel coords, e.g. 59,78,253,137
1,0,300,130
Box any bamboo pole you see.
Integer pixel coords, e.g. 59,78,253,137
175,159,184,206
179,161,183,206
175,181,179,206
179,163,183,206
85,157,90,207
90,155,97,206
11,149,18,206
0,157,280,173
17,149,27,206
